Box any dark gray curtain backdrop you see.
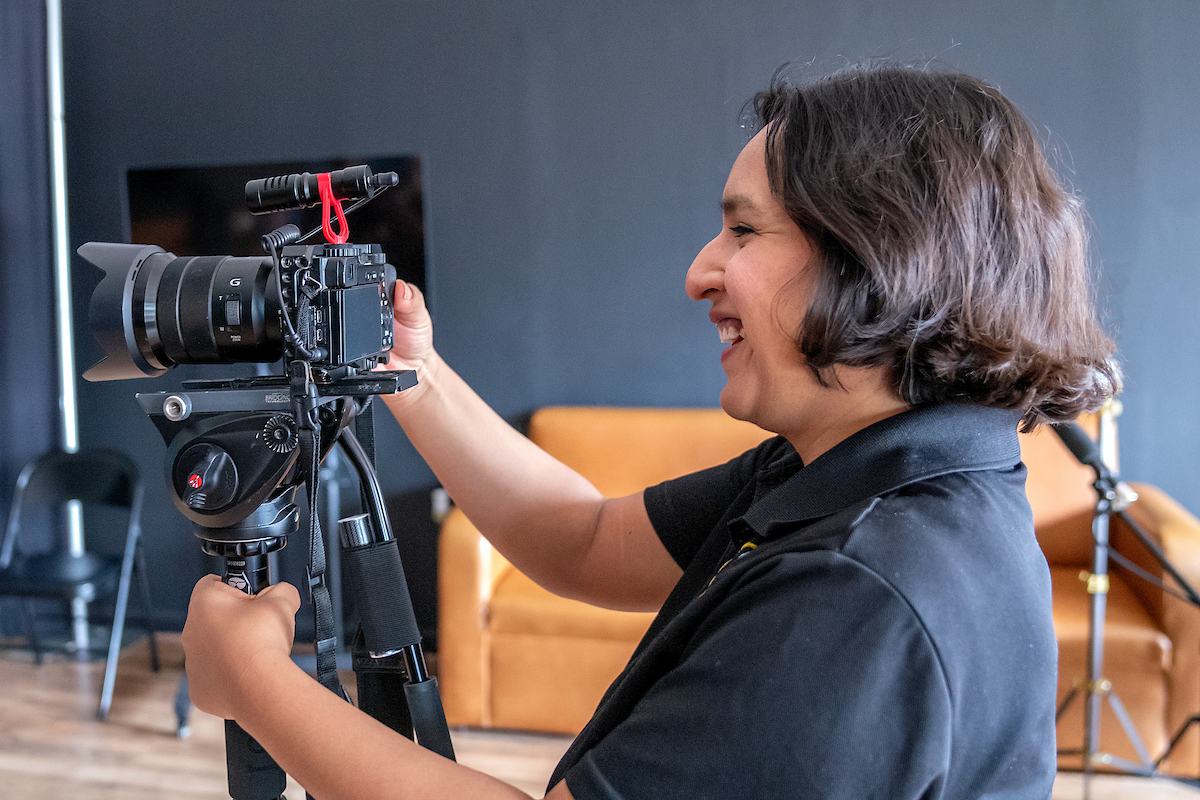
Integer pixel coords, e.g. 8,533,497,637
0,0,59,634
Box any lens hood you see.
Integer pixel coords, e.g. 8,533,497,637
79,242,171,381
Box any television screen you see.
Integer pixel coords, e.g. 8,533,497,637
126,156,426,294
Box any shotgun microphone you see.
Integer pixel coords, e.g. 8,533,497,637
245,165,399,214
1052,421,1137,510
1051,421,1112,481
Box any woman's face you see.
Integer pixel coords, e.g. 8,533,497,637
685,128,822,439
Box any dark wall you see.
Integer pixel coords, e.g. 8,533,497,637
1,3,56,499
52,0,1200,631
1,0,58,614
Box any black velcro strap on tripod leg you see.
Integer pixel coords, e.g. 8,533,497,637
299,425,348,702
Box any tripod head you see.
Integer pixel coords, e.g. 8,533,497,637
137,372,414,549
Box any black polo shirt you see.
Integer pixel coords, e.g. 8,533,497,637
550,403,1058,799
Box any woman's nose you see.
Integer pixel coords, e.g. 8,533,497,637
685,234,724,301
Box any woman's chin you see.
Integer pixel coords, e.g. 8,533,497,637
718,385,753,425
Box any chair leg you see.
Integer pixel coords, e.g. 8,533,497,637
135,546,159,673
99,537,139,721
21,599,43,666
98,601,127,721
174,672,191,738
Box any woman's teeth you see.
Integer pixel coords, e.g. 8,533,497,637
718,319,743,344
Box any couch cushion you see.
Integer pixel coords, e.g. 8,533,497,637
529,407,772,498
489,633,641,733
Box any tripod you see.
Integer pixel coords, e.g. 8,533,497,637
1052,418,1200,793
141,374,453,800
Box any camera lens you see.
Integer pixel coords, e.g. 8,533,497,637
80,242,283,381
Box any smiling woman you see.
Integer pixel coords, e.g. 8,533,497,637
180,61,1117,800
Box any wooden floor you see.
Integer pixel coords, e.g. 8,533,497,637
0,634,1197,799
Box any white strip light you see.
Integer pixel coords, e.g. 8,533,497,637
47,0,89,654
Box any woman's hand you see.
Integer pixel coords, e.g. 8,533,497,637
381,281,433,373
377,280,438,410
181,575,301,722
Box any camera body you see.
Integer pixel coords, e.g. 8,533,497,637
274,242,395,379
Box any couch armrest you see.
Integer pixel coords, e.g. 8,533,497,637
437,506,510,727
1120,483,1200,773
1125,484,1200,597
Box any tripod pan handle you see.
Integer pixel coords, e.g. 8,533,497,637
404,677,456,761
225,719,287,800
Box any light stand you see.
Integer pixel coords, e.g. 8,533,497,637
1052,419,1200,794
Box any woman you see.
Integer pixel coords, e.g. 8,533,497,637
183,62,1117,799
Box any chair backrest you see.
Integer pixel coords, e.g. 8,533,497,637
15,450,139,507
533,406,1105,567
484,405,1101,574
2,449,141,566
1017,415,1103,566
528,406,773,497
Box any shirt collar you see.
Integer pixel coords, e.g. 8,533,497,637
738,403,1023,537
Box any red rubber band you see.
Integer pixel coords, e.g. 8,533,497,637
318,172,349,244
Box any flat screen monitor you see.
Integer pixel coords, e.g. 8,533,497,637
125,156,426,294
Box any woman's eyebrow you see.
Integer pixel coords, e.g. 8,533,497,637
721,194,762,216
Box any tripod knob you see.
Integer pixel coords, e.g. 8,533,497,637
262,414,298,453
176,444,239,511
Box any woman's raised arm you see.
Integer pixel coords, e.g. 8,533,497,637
379,282,681,611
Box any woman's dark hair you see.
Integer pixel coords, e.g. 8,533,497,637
752,62,1119,429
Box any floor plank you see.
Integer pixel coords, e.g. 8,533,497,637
0,634,570,799
1,634,1196,798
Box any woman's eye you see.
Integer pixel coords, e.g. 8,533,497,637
729,224,755,237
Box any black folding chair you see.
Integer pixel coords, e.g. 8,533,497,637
0,448,160,720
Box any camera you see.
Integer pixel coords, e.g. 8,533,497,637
78,165,414,530
78,167,453,791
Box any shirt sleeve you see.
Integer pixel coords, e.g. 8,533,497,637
644,437,784,570
562,550,953,800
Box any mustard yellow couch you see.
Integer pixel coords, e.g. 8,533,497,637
437,407,1200,774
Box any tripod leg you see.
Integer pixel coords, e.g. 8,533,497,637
1157,716,1200,768
405,677,455,760
1106,690,1154,770
338,427,456,762
352,624,414,738
226,719,287,800
21,599,43,666
1056,685,1079,723
217,547,288,800
135,544,160,672
1083,507,1114,776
